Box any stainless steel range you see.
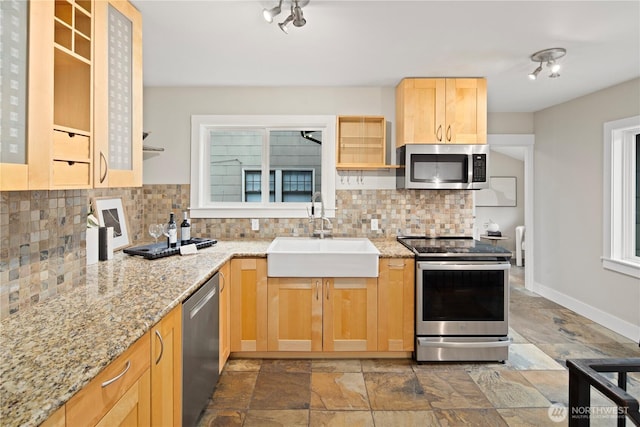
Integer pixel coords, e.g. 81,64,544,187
398,236,512,362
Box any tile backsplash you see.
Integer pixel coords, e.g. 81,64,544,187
0,185,472,319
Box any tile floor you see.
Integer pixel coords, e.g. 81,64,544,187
197,266,640,427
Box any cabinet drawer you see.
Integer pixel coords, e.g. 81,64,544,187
52,160,91,187
66,332,151,427
53,130,91,161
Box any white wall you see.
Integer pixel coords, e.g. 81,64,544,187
533,78,640,342
475,150,525,253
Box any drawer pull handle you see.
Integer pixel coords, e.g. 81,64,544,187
101,360,131,388
154,330,164,365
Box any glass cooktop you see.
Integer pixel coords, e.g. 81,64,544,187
397,236,512,258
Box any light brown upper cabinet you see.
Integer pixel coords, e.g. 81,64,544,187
396,78,487,146
93,0,143,187
0,0,142,191
1,0,94,190
336,116,392,169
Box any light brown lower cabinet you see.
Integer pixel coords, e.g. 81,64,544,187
230,258,268,352
267,277,378,352
66,332,151,427
151,304,182,427
378,258,415,351
40,405,65,427
219,261,231,372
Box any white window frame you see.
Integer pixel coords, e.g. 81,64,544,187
602,115,640,278
190,115,336,219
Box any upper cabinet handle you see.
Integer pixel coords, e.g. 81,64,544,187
446,125,452,142
101,360,131,388
99,151,108,183
436,125,442,142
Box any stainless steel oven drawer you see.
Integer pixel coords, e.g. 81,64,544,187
415,336,510,362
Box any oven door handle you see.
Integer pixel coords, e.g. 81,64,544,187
417,261,511,271
417,337,511,348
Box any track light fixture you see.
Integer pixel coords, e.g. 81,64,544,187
262,0,309,33
528,47,566,80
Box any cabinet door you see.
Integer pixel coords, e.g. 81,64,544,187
267,277,323,351
95,369,151,427
378,258,415,351
66,332,151,427
230,258,268,352
219,261,231,372
396,78,445,146
40,406,65,427
323,278,377,351
93,0,142,187
151,305,181,427
445,78,487,144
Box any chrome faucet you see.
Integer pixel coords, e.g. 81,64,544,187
310,192,332,238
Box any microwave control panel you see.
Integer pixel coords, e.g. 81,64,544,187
472,154,487,182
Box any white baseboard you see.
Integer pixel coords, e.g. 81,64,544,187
531,280,640,344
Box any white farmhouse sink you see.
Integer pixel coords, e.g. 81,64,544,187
267,237,380,277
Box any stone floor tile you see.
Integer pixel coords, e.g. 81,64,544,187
372,410,440,427
311,372,369,410
310,410,374,427
196,409,245,427
361,358,414,373
223,359,261,372
415,370,492,410
363,372,431,410
468,369,551,408
506,343,565,370
497,407,560,426
260,358,312,373
250,372,311,410
209,372,258,410
243,410,309,427
433,408,509,426
519,370,569,405
312,359,362,373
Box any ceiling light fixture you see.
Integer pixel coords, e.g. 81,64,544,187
528,47,566,80
263,0,309,33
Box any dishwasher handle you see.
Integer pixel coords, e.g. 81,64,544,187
189,287,217,320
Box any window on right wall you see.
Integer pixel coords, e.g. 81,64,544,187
603,115,640,278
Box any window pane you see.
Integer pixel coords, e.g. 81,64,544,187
209,130,262,202
269,130,321,203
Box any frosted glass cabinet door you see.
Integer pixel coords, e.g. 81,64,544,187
94,0,142,188
0,0,29,189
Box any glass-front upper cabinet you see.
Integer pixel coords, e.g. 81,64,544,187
0,0,29,190
93,0,142,188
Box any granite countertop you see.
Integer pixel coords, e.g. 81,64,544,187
0,239,412,426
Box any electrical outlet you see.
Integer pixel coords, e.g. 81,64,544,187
371,218,379,231
251,218,259,231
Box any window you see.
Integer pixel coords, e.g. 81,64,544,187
190,115,336,218
603,115,640,278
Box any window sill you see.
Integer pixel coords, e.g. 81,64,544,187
602,257,640,279
190,205,336,219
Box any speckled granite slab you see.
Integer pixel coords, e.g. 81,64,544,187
0,239,412,426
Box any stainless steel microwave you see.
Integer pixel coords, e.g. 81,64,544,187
396,144,489,190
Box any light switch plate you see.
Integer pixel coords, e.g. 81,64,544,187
371,219,378,231
251,218,259,231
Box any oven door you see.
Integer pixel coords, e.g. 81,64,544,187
416,260,510,336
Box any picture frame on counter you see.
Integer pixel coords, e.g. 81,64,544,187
92,197,130,250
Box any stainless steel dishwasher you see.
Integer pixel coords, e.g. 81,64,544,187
182,273,219,427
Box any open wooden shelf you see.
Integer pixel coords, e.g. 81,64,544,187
337,116,395,170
